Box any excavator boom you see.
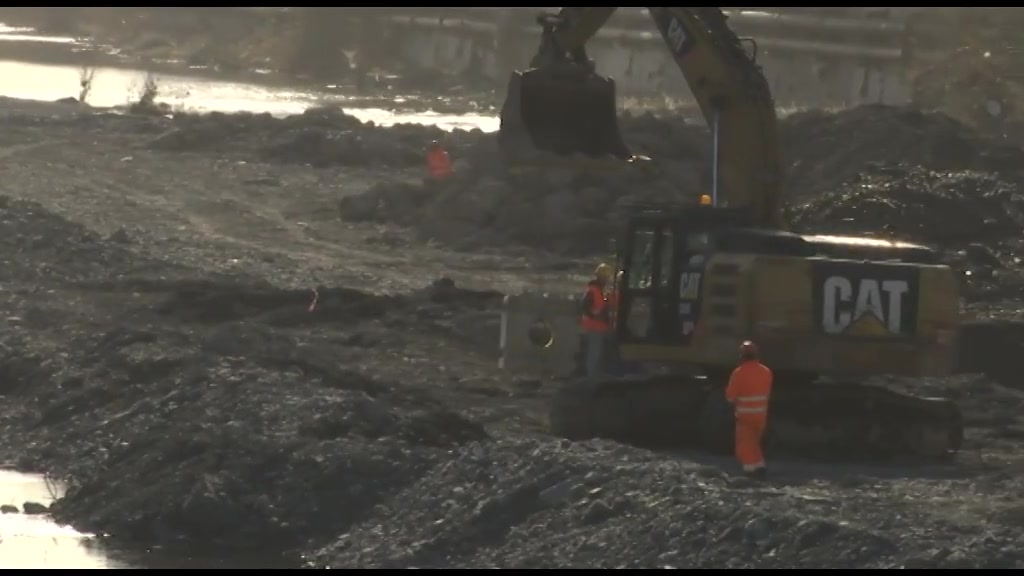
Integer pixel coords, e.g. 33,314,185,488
499,7,784,228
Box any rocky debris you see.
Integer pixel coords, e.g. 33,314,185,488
339,157,702,255
329,104,1024,257
312,438,1024,569
146,106,489,169
789,165,1024,247
0,504,17,514
780,104,1024,199
22,501,48,515
0,195,500,553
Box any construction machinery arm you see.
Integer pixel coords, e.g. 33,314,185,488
527,7,785,228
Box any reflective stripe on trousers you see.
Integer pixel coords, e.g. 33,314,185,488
735,394,768,415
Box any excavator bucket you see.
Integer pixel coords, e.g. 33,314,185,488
499,68,631,160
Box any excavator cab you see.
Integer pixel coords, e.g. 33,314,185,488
498,17,631,160
615,204,757,347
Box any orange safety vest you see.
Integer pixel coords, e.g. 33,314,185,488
427,148,453,180
725,360,773,421
580,281,611,333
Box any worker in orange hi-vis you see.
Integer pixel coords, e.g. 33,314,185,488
426,140,454,182
725,340,773,480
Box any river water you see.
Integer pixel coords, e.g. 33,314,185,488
0,23,499,132
0,469,299,568
0,20,501,570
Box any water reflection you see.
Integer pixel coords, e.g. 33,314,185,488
0,470,300,569
0,470,114,569
0,58,499,132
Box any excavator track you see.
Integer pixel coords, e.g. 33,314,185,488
550,375,963,461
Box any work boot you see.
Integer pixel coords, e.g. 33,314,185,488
750,467,768,481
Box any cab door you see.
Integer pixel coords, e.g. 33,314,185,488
617,219,684,345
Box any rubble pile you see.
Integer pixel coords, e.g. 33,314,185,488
0,195,495,552
779,104,1024,199
339,157,703,255
311,438,1024,569
789,165,1024,247
147,106,489,169
333,104,1024,256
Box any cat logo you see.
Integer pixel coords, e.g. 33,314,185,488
822,276,909,336
811,262,925,338
679,271,702,300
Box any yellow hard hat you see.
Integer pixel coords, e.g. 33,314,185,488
699,194,712,205
594,263,614,279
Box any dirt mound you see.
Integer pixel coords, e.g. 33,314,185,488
147,107,488,169
4,277,496,552
0,194,142,283
0,195,501,553
339,158,699,255
334,104,1024,256
790,165,1024,246
780,104,1024,199
311,438,1024,569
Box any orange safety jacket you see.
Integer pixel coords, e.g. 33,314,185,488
580,280,611,333
725,360,773,421
427,148,453,180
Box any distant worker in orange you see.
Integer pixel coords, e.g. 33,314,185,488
426,140,454,182
580,263,615,379
725,340,773,480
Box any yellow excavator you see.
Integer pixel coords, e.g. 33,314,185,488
498,7,1024,460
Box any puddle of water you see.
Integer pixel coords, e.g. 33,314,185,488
0,23,80,45
0,33,78,44
0,469,116,568
0,469,300,569
0,21,498,132
346,107,499,132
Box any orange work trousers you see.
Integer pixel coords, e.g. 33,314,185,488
735,417,767,471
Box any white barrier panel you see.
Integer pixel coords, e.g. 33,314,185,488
499,293,581,376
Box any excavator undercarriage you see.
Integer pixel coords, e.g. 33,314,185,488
497,7,1024,463
551,374,963,461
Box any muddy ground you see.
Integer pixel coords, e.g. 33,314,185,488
0,96,1023,568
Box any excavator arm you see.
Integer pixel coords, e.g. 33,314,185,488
499,7,784,228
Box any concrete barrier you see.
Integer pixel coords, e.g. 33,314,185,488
499,292,581,376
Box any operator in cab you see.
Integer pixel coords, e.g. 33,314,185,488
725,341,773,480
580,263,615,379
426,140,454,182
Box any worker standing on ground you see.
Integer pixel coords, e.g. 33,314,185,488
725,341,773,480
580,263,615,379
426,140,454,182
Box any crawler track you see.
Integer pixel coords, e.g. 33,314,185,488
550,374,963,461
